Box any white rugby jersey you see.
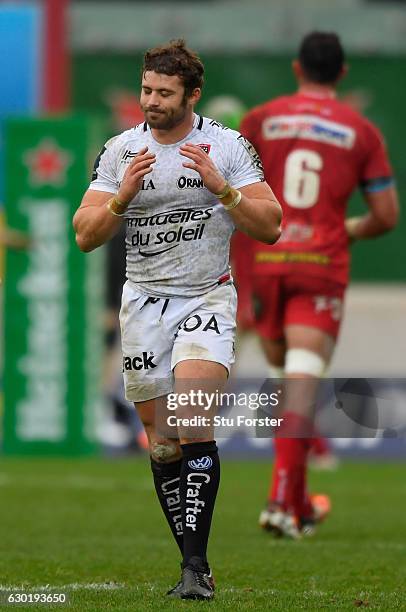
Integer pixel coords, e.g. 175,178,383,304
89,114,264,298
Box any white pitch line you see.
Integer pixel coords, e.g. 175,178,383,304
0,583,126,592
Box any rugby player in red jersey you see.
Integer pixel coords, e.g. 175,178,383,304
236,31,399,537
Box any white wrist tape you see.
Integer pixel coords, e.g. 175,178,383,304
223,190,242,211
284,349,326,377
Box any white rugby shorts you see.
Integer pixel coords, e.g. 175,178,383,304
119,280,237,402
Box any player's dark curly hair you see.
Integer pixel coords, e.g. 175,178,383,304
142,39,204,97
299,32,345,84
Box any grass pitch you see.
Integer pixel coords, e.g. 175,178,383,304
0,457,405,611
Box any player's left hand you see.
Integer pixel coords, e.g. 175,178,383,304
345,216,362,243
180,143,227,195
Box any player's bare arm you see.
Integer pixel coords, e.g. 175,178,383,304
180,142,282,244
73,147,156,252
231,181,282,243
72,190,122,252
0,226,31,250
346,186,399,240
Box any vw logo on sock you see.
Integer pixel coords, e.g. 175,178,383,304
188,456,213,470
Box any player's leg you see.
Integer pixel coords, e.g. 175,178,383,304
262,326,332,537
175,359,226,564
309,432,339,471
263,336,338,473
278,324,335,521
167,358,227,600
260,277,344,536
257,334,307,538
253,275,284,378
260,336,286,378
166,282,236,599
250,276,299,534
135,398,184,553
119,283,186,560
281,277,344,527
258,335,312,537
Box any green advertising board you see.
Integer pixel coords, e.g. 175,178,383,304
3,116,105,455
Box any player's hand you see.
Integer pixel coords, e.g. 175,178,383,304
180,143,227,195
117,147,156,204
345,216,362,244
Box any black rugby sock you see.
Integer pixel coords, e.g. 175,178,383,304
150,458,183,553
179,440,220,568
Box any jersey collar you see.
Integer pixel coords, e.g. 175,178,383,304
298,87,336,100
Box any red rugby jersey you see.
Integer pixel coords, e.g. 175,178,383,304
238,90,393,285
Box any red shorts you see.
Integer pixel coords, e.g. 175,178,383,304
252,275,346,340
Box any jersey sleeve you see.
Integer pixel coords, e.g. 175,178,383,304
89,135,121,194
359,122,394,194
225,132,265,189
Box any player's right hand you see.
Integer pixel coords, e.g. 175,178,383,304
117,146,156,204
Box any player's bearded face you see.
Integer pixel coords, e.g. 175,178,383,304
141,72,191,130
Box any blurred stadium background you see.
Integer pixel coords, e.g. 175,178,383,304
0,1,405,609
1,0,405,457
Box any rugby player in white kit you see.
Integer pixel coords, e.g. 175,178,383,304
73,39,281,600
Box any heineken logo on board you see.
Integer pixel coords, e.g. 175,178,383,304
23,138,73,187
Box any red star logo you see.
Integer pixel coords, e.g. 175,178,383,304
23,138,72,187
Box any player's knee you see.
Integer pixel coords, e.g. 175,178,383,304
284,348,326,377
150,439,181,463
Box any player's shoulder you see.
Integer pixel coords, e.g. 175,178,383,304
97,124,149,166
199,115,237,138
331,99,384,142
198,115,246,147
243,95,297,120
353,111,384,142
330,98,369,127
104,122,147,149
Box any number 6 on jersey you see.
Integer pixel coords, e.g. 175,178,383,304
283,149,323,209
